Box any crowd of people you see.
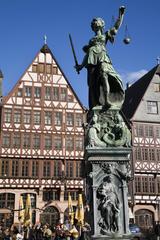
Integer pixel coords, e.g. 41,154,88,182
0,221,91,240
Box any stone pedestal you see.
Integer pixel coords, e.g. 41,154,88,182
85,148,132,240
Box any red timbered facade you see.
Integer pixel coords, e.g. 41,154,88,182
0,44,86,225
122,64,160,230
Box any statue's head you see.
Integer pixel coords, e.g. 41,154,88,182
92,114,98,123
91,18,105,33
103,175,112,183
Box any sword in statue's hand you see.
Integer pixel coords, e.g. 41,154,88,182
69,34,80,74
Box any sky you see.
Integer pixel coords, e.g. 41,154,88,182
0,0,160,108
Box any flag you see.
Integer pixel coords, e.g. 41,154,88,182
68,193,74,224
24,194,32,226
69,225,79,238
18,195,25,223
75,194,84,225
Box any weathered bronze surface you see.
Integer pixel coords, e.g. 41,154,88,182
75,6,126,110
75,6,132,240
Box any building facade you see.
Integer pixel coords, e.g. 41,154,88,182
0,44,86,226
122,64,160,231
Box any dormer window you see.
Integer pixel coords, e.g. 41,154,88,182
154,83,160,92
147,101,158,114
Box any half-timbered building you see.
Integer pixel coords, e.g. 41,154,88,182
122,64,160,231
0,44,86,226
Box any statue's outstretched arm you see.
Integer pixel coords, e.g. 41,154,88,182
113,6,126,33
106,6,126,43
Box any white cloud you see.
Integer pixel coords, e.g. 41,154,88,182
120,69,148,85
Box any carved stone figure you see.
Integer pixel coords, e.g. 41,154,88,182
97,175,120,234
75,7,126,109
101,162,131,183
87,114,106,147
85,109,131,148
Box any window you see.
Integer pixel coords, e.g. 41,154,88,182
64,191,79,201
53,87,59,101
147,101,158,114
25,86,32,97
54,161,61,177
54,136,62,150
32,161,39,177
22,160,29,177
46,64,52,74
21,193,36,208
145,125,153,137
33,134,40,149
43,161,51,177
0,193,15,209
142,148,148,161
4,109,12,123
68,95,73,102
38,63,45,73
12,160,19,177
17,88,22,97
54,112,62,126
75,137,83,151
2,133,10,147
53,66,58,75
13,133,21,148
149,177,155,193
32,64,37,72
154,83,160,92
44,135,52,150
135,177,141,193
75,113,83,127
66,161,73,178
24,110,31,124
34,111,41,125
43,189,59,201
157,149,160,162
66,113,74,126
142,177,148,193
45,112,52,125
149,148,155,161
23,134,30,148
45,87,51,100
66,136,74,151
135,125,144,137
134,147,141,161
60,88,67,101
156,126,160,138
158,178,160,193
1,160,9,177
14,110,21,123
34,87,41,98
76,162,82,178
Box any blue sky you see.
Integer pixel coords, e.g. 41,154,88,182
0,0,160,107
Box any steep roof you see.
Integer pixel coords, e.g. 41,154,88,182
3,44,86,110
122,65,160,120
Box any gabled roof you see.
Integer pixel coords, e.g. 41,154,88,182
2,44,86,111
122,64,160,120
